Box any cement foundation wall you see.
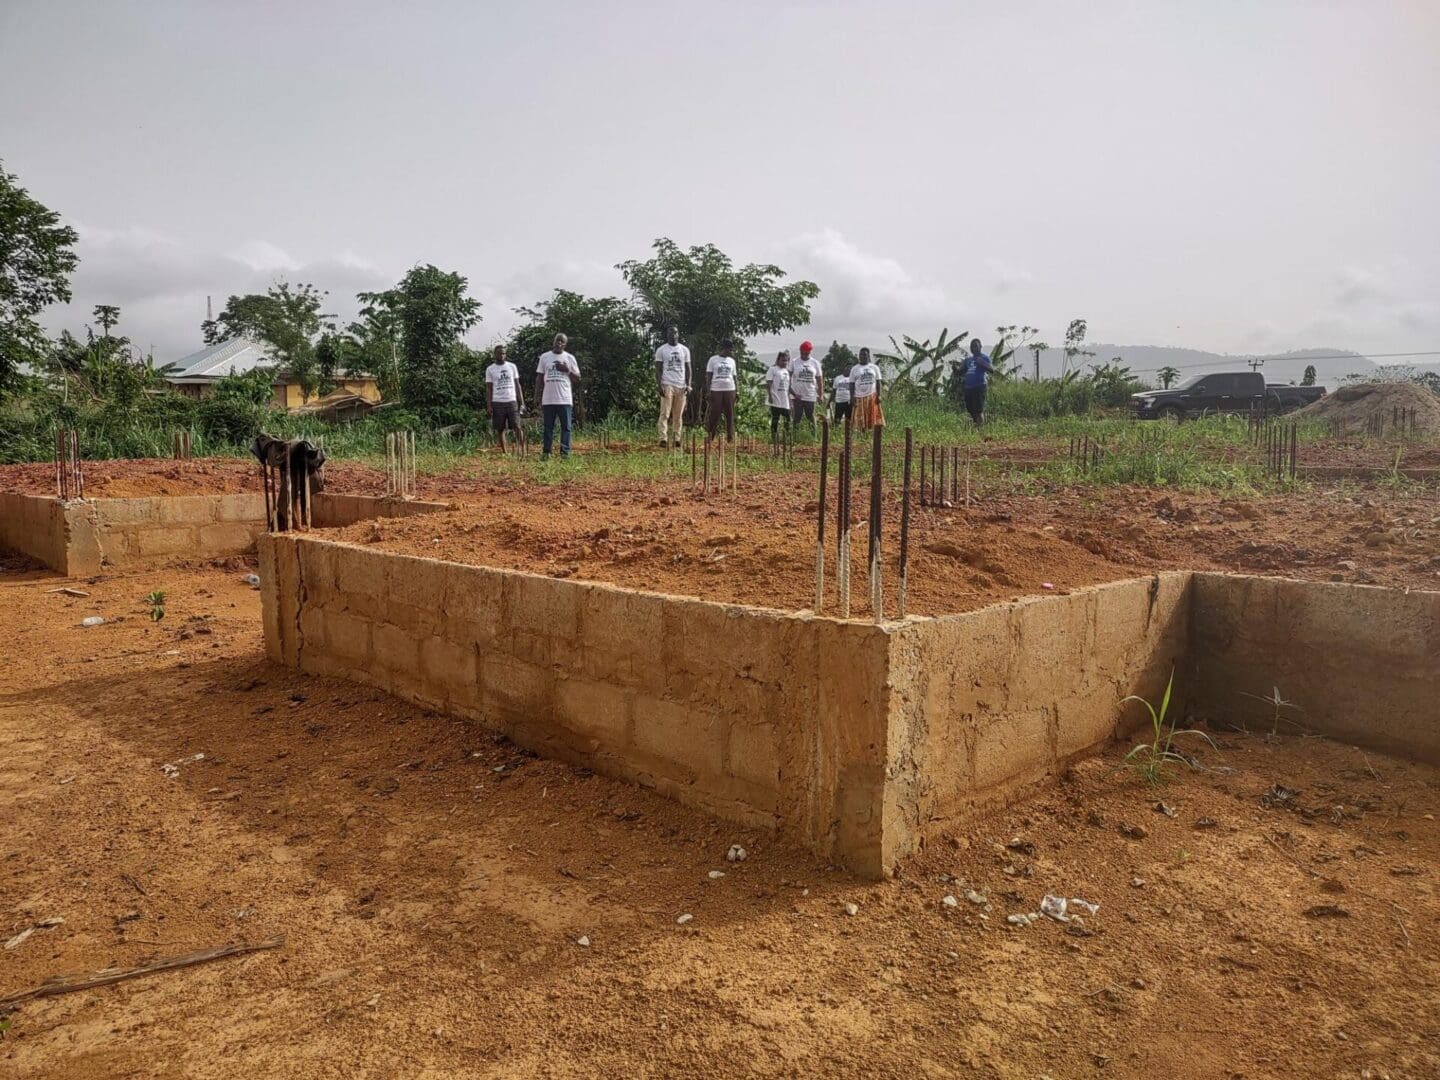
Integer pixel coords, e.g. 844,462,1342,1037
255,537,1439,876
886,573,1192,854
259,535,895,875
310,493,451,528
1,491,446,575
0,493,69,571
1190,573,1440,764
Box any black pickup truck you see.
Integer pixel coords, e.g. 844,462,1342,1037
1130,372,1325,420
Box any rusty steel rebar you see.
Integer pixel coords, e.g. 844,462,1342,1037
868,425,883,621
815,419,830,613
839,414,853,618
899,428,912,619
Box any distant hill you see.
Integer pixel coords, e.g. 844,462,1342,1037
1020,345,1375,389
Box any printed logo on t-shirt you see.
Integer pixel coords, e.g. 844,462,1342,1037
545,359,570,382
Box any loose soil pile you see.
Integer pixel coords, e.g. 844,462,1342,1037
329,475,1440,615
1,568,1436,1078
1294,381,1440,435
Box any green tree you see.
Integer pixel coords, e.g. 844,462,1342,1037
1301,364,1317,386
822,341,857,383
207,282,333,401
93,304,120,338
1061,318,1093,377
359,265,482,419
878,328,969,399
0,162,80,393
1156,365,1181,388
1027,340,1050,381
1088,359,1145,406
618,239,819,416
510,290,650,423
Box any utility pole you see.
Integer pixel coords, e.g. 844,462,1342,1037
1247,356,1265,373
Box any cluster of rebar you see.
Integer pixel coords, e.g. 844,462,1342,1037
812,419,903,623
693,430,740,495
53,428,83,501
386,431,416,499
171,430,192,460
1359,407,1421,439
918,445,972,507
260,454,312,532
1067,434,1105,474
772,423,795,465
1259,419,1298,481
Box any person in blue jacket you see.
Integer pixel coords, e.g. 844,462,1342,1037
960,338,993,424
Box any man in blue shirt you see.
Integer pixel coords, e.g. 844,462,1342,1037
960,338,993,424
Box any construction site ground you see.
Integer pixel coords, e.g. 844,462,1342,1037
1,566,1437,1079
3,453,1439,1077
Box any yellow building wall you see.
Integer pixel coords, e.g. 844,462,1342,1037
273,377,382,412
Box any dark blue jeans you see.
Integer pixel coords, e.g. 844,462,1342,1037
542,404,573,455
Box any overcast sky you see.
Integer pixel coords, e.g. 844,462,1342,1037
3,1,1437,365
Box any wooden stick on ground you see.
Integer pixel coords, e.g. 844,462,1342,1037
0,937,285,1009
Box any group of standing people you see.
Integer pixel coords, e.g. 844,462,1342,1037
483,330,996,457
656,331,889,448
483,332,581,456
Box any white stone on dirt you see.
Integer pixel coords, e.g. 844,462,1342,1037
844,902,859,917
576,935,590,947
244,573,261,586
965,890,987,906
726,844,747,862
942,895,959,908
676,913,694,925
708,870,725,880
81,616,104,627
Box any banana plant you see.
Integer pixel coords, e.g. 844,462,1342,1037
877,327,970,398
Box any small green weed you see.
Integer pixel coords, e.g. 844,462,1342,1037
145,589,166,623
1120,671,1215,786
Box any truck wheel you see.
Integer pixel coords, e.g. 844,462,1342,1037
1157,405,1185,423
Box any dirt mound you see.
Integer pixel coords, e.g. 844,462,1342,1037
1293,381,1440,434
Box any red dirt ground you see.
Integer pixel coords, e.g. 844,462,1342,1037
1,568,1436,1078
328,475,1440,616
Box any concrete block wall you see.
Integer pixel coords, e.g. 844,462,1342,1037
260,535,895,875
0,493,68,571
71,494,267,574
1190,573,1440,764
884,574,1191,856
1,490,448,575
310,493,451,528
257,538,1439,877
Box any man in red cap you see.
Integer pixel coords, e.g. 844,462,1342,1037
789,340,824,430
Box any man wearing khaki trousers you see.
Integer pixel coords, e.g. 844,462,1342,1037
654,325,691,448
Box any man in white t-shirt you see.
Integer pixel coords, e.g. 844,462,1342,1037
789,340,824,428
704,339,739,442
848,347,884,430
534,332,581,456
654,325,691,449
765,351,792,444
484,344,525,453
